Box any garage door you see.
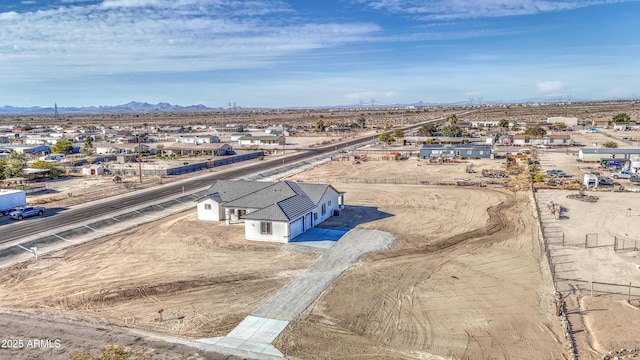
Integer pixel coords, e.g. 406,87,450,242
290,217,304,240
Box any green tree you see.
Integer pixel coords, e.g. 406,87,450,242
499,119,509,130
446,114,458,125
555,122,568,130
523,126,547,137
51,139,74,154
155,144,164,157
533,173,546,183
602,141,618,148
30,160,63,179
418,123,438,136
612,113,631,123
378,132,394,145
0,158,23,179
392,129,404,139
314,119,326,132
441,125,463,137
81,137,94,155
8,151,24,161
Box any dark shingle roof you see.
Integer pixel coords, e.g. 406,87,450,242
203,180,274,203
204,180,335,222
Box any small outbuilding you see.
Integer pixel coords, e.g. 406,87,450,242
82,164,106,176
583,173,598,188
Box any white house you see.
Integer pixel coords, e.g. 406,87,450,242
197,180,345,243
512,134,573,146
238,135,286,146
96,144,124,155
24,137,60,145
175,135,220,144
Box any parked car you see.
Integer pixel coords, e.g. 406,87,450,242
599,177,615,186
611,171,632,179
546,169,567,177
9,206,45,220
630,175,640,184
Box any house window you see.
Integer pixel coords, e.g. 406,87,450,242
322,204,327,216
260,221,272,235
313,213,318,221
479,151,484,155
328,200,332,206
204,204,212,210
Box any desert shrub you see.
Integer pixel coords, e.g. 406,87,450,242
69,345,151,360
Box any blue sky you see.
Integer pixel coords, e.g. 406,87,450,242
0,0,639,108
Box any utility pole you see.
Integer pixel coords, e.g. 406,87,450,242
137,135,143,184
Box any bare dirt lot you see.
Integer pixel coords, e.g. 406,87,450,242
273,161,565,359
3,101,640,359
0,211,318,358
1,155,567,359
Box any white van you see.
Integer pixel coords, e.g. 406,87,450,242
39,153,66,162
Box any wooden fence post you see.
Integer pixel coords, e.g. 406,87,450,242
629,282,632,301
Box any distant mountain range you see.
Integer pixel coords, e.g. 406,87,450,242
0,98,632,115
0,101,214,115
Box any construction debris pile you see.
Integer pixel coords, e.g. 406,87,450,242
567,189,599,203
482,169,509,178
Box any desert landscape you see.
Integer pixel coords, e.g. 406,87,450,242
3,0,640,356
2,157,566,359
2,103,640,359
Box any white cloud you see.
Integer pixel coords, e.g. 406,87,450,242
0,11,19,20
0,1,379,82
355,0,635,20
537,80,565,93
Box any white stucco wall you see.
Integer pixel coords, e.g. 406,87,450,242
197,199,222,221
245,220,289,243
313,188,340,225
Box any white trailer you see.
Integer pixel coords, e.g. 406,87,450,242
0,189,27,215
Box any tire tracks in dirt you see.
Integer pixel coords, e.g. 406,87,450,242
371,190,516,261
